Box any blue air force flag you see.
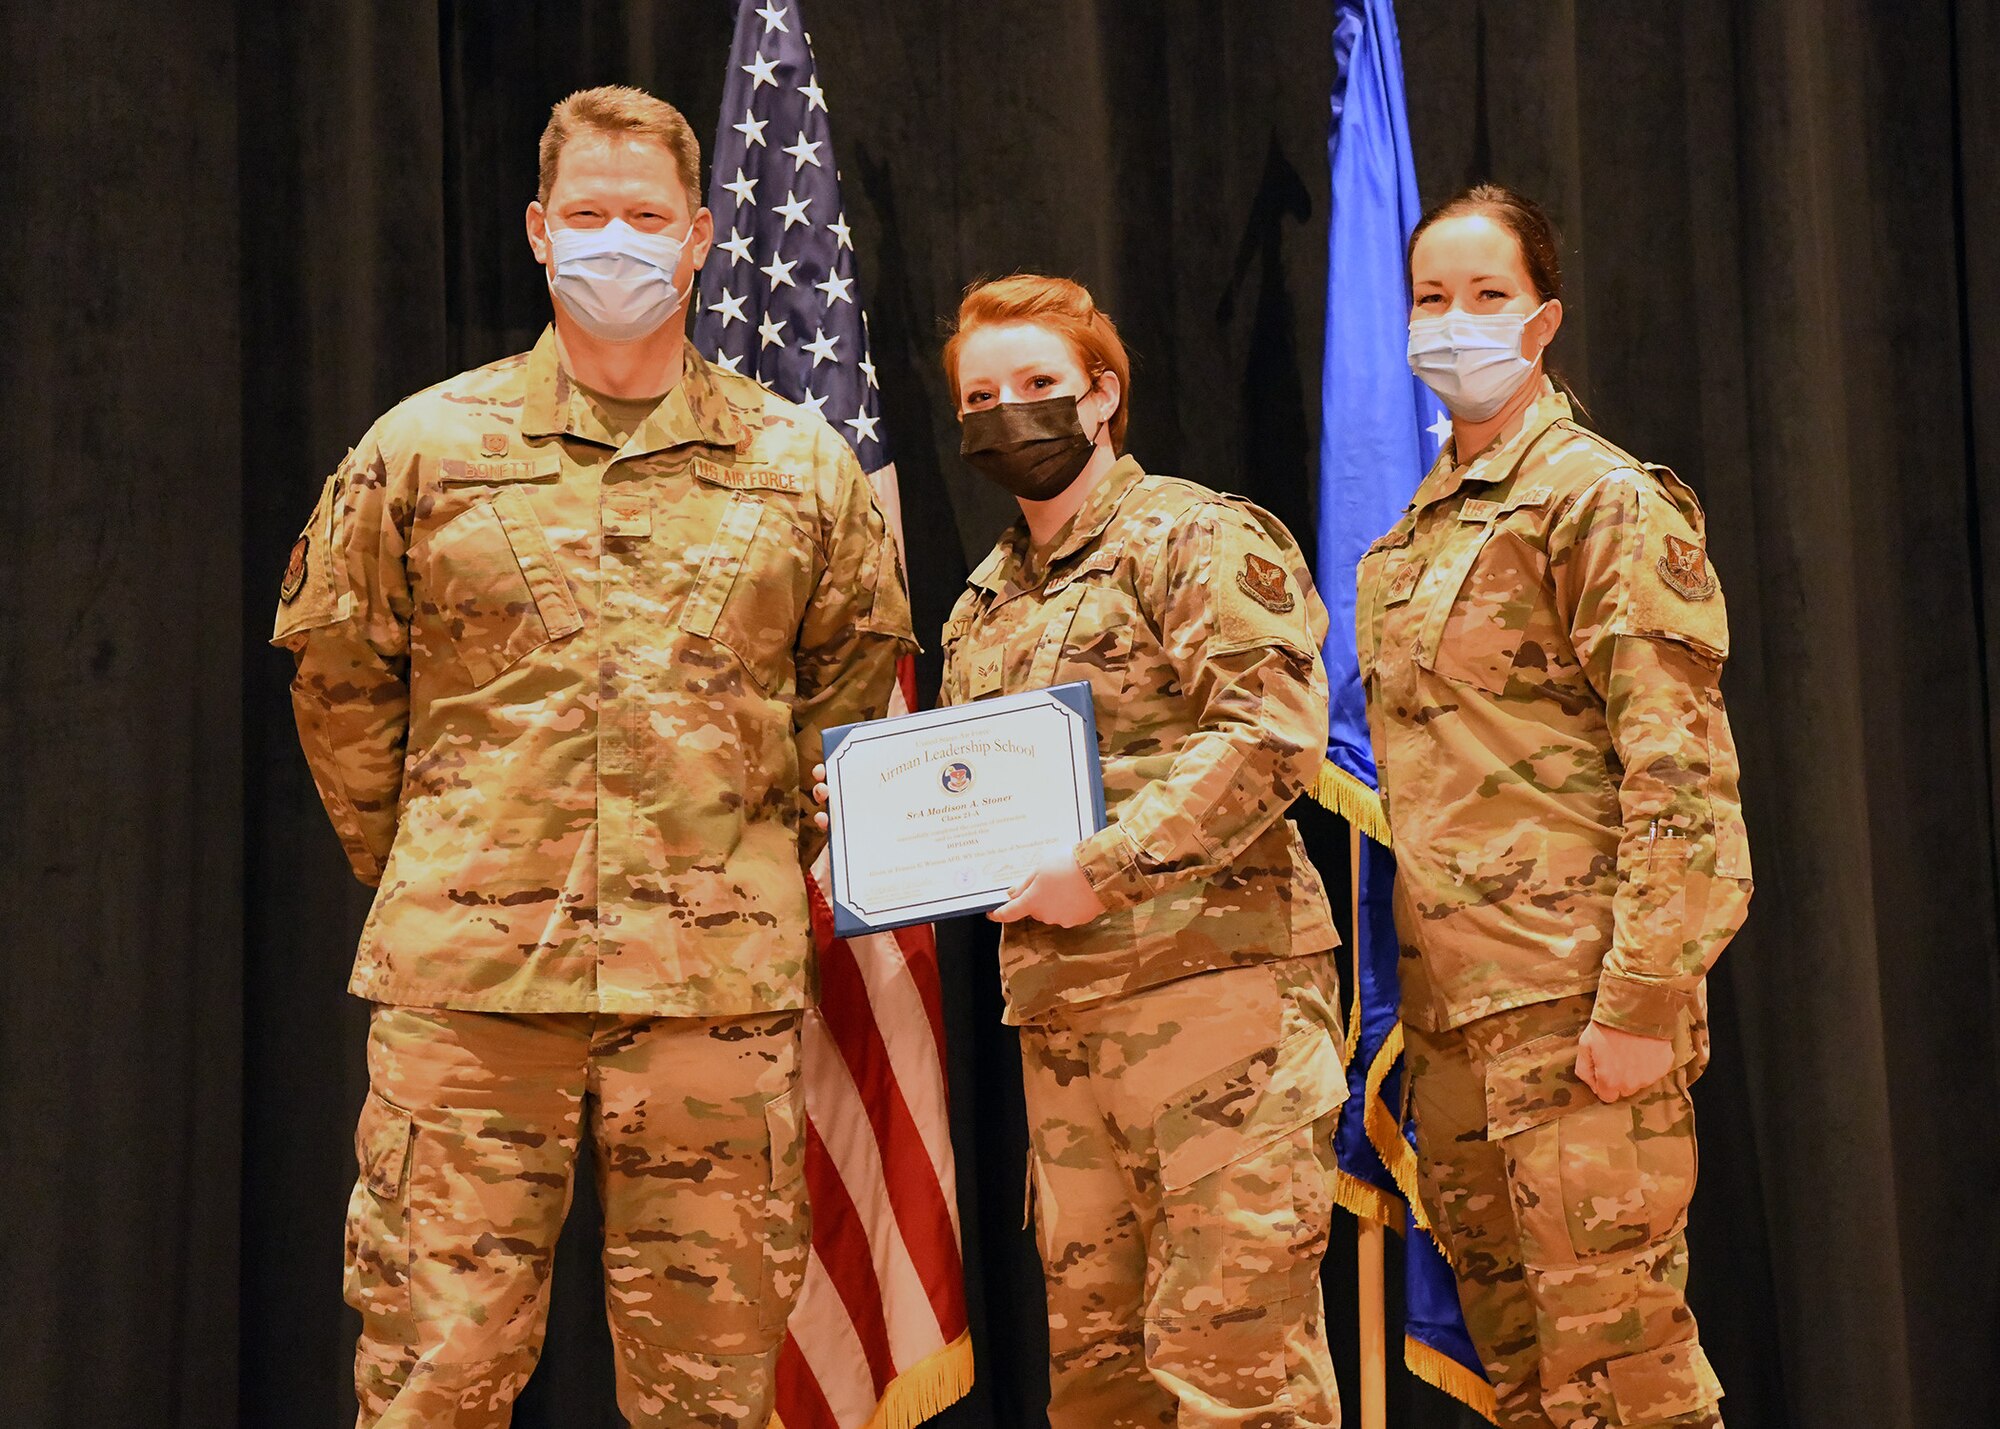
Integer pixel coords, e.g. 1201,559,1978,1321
1313,0,1494,1419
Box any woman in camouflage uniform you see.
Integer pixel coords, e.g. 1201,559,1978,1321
826,274,1347,1427
1357,186,1753,1428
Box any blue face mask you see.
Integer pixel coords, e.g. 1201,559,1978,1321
545,218,693,344
1407,302,1550,421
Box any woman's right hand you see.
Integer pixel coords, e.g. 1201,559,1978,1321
811,763,830,832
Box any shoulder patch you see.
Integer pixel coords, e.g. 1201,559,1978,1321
280,534,310,604
1236,551,1297,613
1657,534,1717,601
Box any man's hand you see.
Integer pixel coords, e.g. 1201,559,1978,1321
1576,1020,1676,1102
988,848,1107,929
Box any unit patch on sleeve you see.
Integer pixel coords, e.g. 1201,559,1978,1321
281,534,310,604
1237,552,1297,613
1657,534,1718,601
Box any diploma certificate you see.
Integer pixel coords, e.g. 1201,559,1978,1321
822,682,1107,937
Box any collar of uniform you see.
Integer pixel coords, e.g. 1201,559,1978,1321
517,326,748,453
625,344,748,457
520,327,570,439
967,528,1025,595
1046,454,1146,566
967,454,1145,597
1409,379,1569,516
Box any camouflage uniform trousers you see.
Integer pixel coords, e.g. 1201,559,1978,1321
1404,993,1723,1428
344,1005,808,1428
1018,954,1347,1429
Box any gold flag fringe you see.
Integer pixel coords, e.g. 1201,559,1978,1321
769,1328,974,1429
1331,1165,1405,1227
1361,1024,1427,1218
1310,760,1393,847
1405,1334,1500,1424
1312,758,1492,1420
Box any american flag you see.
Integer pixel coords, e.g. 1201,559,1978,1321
691,6,972,1428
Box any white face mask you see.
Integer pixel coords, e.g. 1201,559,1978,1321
1407,303,1549,421
544,218,693,344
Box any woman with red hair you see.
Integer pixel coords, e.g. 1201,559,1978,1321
936,274,1345,1426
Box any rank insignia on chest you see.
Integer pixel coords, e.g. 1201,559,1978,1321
280,534,310,604
480,432,508,456
1657,534,1718,600
1385,559,1425,606
970,647,1004,698
1237,552,1296,613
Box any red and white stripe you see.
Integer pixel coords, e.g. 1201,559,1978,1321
777,464,971,1429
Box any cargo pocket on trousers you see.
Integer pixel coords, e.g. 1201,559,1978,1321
757,1086,811,1344
1488,1034,1699,1267
423,486,582,688
1604,1339,1722,1422
1156,1027,1345,1316
344,1090,416,1333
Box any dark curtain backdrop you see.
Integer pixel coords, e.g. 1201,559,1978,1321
3,3,1995,1427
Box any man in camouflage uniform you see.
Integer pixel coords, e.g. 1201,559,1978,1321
941,452,1347,1427
273,86,912,1427
1357,379,1753,1428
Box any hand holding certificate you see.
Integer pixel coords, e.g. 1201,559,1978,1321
821,682,1107,937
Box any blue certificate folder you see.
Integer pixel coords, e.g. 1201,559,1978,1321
822,681,1108,939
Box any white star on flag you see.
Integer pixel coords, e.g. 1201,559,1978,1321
722,169,759,207
757,314,786,349
741,51,779,90
800,77,826,114
1427,410,1453,448
843,407,880,444
803,328,840,366
774,190,813,229
718,228,755,265
755,3,789,33
828,214,853,251
710,288,747,328
732,110,768,148
814,271,853,306
760,253,798,289
782,134,823,171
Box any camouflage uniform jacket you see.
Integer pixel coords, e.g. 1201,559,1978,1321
941,456,1339,1025
272,328,914,1016
1357,382,1753,1038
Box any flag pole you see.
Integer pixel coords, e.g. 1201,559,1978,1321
1354,822,1388,1429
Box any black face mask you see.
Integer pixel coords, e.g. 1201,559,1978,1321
959,394,1101,500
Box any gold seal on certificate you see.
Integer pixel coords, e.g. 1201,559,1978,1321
823,682,1107,936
